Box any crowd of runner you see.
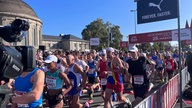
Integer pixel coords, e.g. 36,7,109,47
0,45,189,108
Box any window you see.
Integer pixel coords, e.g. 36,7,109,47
21,31,27,45
32,28,36,46
74,43,77,48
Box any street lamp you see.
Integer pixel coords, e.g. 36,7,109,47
130,9,137,34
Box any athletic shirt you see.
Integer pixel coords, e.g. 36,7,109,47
57,58,66,72
46,70,63,89
173,53,179,62
67,64,81,95
87,60,97,77
127,57,149,85
14,68,43,108
165,58,175,71
107,59,123,85
156,59,164,68
99,59,107,78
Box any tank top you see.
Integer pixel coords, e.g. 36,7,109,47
107,59,123,85
127,57,149,85
46,69,63,89
165,58,175,71
67,64,81,88
99,59,107,78
87,60,97,77
14,68,43,108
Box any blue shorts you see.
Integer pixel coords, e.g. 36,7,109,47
68,87,79,96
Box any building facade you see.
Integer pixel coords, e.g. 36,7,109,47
0,0,43,49
42,34,90,51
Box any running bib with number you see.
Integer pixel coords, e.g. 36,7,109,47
166,64,172,69
108,71,113,76
133,75,144,85
88,69,95,74
15,91,29,107
46,76,56,88
100,78,107,85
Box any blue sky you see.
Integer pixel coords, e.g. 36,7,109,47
23,0,192,42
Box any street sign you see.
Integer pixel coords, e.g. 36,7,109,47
137,0,178,24
90,38,100,46
120,41,128,48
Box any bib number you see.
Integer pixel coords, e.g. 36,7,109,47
15,91,29,107
100,78,107,85
133,75,144,85
88,69,95,74
46,76,56,89
108,71,113,76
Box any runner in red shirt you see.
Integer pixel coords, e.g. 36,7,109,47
165,53,178,80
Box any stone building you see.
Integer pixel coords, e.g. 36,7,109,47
0,0,90,51
42,34,90,51
0,0,42,48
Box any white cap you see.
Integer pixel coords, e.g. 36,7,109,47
129,45,138,52
166,53,171,57
100,49,107,55
44,55,58,63
106,47,114,52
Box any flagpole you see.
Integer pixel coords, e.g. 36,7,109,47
177,0,182,107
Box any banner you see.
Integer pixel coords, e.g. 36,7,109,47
172,29,191,41
129,30,172,44
90,38,99,46
137,0,178,24
183,40,191,46
120,41,128,48
129,28,191,44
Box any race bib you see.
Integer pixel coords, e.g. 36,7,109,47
108,71,113,76
175,58,179,62
133,75,144,85
46,76,56,89
166,64,172,69
100,78,107,85
157,64,163,67
88,69,95,74
15,91,29,107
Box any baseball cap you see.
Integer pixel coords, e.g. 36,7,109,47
44,55,58,63
106,47,114,52
100,49,106,55
129,45,138,52
166,53,171,57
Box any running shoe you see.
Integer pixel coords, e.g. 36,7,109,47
84,101,90,108
87,99,93,104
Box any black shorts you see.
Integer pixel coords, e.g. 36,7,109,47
157,67,164,71
133,83,149,99
167,70,174,75
88,76,96,84
45,92,63,107
102,85,106,91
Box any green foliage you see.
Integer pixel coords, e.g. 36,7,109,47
138,43,152,52
81,18,123,50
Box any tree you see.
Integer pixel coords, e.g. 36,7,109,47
81,18,123,50
110,25,123,49
138,43,152,52
152,43,159,50
82,18,108,50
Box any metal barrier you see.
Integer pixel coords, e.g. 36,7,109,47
134,67,190,108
